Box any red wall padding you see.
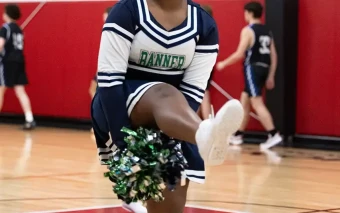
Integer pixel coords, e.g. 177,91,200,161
297,0,340,136
1,0,263,131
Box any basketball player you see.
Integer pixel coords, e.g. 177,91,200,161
198,4,214,120
0,4,35,130
92,0,244,212
216,1,282,150
88,7,112,99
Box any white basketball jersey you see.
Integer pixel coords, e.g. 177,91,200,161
97,0,219,106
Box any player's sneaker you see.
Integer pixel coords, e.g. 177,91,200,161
260,133,282,150
122,201,147,212
195,99,244,166
23,121,36,130
229,135,243,145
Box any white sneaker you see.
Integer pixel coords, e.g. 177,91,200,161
260,133,282,151
122,201,147,213
229,135,243,145
195,99,244,166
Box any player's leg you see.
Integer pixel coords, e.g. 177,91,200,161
14,86,35,126
247,65,282,149
250,97,274,131
147,180,189,213
200,90,212,120
230,92,251,145
130,83,244,165
12,62,35,129
250,96,282,149
0,86,6,111
239,92,251,131
248,65,275,131
0,63,7,111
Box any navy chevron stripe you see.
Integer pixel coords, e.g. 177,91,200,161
135,27,141,34
103,27,133,42
141,28,197,49
180,82,205,94
180,87,204,100
97,79,124,84
138,0,198,48
195,49,219,53
97,72,125,77
140,1,195,40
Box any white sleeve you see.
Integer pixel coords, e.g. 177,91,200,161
97,2,135,88
180,23,219,105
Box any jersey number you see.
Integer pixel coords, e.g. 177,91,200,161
13,33,23,50
259,36,270,54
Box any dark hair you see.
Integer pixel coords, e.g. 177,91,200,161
105,7,112,14
5,4,21,20
244,1,263,18
201,5,213,17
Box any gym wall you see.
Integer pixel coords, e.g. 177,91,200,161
296,0,340,137
0,0,264,131
2,0,339,137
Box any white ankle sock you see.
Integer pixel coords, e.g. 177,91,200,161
25,112,34,122
195,120,212,157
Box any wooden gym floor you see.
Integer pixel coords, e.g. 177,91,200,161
1,124,340,213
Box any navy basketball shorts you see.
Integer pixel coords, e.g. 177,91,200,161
243,64,269,97
0,62,28,87
91,79,205,184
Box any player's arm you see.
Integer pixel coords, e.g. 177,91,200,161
266,35,277,90
0,25,8,52
216,27,252,70
180,23,219,111
268,38,277,79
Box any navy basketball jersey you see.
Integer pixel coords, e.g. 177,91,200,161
245,24,272,66
0,22,24,62
97,0,219,110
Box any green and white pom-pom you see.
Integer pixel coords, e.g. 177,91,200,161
104,127,188,204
